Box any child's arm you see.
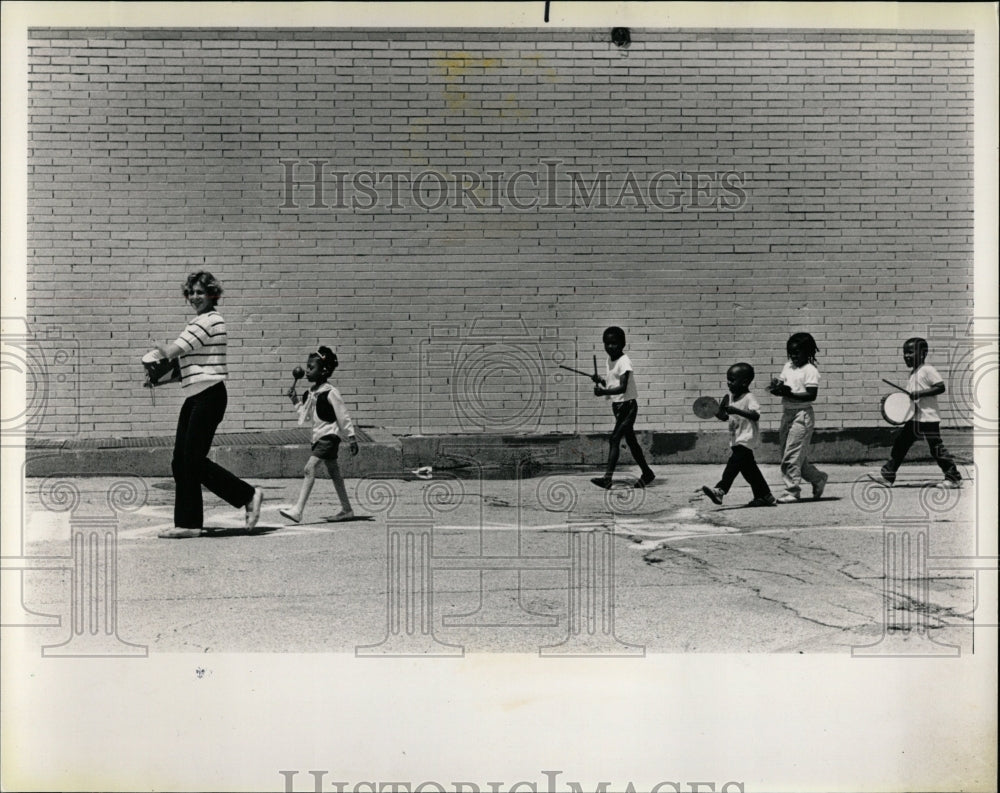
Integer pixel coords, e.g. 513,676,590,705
594,370,628,397
770,384,817,402
725,404,760,421
910,382,945,401
327,389,360,455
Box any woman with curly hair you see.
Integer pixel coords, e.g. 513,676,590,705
148,271,263,538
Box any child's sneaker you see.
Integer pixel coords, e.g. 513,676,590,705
590,477,612,489
867,467,896,487
811,472,829,500
776,493,800,503
634,471,656,489
701,486,724,505
327,510,355,522
747,495,778,507
279,507,302,523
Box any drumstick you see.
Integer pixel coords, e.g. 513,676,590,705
558,364,593,378
147,338,157,408
882,378,909,393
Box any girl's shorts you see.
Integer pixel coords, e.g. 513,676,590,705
311,434,341,461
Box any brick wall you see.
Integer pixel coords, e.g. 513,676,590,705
25,28,974,440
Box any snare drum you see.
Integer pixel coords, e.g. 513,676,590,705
141,350,181,387
880,392,914,425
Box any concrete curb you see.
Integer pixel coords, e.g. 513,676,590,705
24,427,972,478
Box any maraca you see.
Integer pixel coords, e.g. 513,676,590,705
288,366,305,402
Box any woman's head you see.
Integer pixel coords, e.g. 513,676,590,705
182,271,223,313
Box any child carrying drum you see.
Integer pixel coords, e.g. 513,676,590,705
871,337,962,488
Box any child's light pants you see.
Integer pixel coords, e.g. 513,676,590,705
778,405,824,496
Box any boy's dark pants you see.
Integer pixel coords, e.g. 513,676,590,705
172,382,255,528
717,445,771,499
884,420,961,481
605,399,654,478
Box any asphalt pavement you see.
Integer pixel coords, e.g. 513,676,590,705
12,462,985,656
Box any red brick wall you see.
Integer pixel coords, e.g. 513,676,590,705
25,28,974,439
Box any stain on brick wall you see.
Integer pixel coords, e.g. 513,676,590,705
25,28,974,439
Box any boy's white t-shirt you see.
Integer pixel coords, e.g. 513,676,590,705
605,354,638,402
778,361,820,409
729,392,761,449
907,363,944,422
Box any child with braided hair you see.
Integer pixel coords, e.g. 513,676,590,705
280,346,359,523
768,331,829,502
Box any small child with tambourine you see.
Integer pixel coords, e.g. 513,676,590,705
871,337,962,488
279,346,360,523
701,362,777,508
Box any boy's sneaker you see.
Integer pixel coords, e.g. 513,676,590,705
590,476,612,489
811,473,829,500
776,493,800,503
327,510,355,522
867,467,896,487
635,471,656,489
747,495,778,507
940,479,963,490
701,486,724,505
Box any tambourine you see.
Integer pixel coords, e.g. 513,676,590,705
880,391,914,425
692,395,722,419
142,350,181,388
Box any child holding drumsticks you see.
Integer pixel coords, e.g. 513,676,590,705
871,337,962,488
591,326,656,489
280,346,360,523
